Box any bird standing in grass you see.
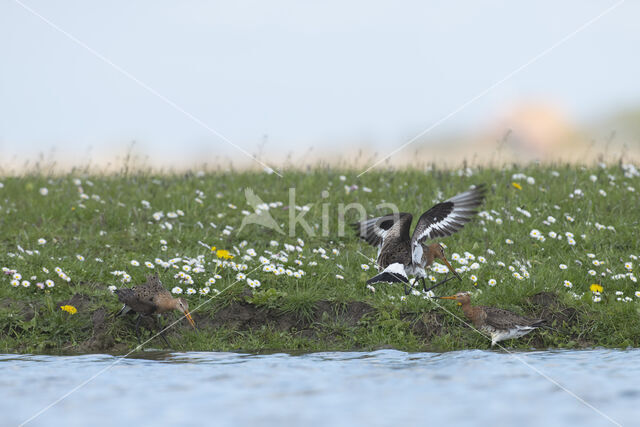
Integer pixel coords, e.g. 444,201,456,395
436,292,545,347
352,185,486,294
115,275,196,344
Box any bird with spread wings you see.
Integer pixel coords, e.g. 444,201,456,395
352,185,487,294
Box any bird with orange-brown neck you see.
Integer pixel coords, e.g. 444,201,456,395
436,292,545,347
352,186,486,294
115,275,196,345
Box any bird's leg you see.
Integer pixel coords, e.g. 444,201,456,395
134,314,143,343
421,278,428,292
404,278,418,295
404,282,411,295
155,316,170,347
425,273,457,293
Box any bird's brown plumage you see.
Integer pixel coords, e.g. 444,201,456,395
115,275,195,327
351,186,486,290
438,292,545,346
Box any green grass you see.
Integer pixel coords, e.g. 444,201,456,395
0,163,639,354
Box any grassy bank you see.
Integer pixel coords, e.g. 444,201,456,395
1,164,639,354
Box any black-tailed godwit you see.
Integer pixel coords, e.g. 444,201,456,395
115,275,196,344
436,292,546,346
352,185,486,294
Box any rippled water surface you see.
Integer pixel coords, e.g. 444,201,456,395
2,349,639,426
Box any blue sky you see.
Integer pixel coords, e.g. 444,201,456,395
1,0,638,165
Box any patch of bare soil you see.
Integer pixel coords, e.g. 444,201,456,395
405,311,445,339
78,307,117,352
193,300,375,333
0,297,37,321
56,293,93,312
528,292,579,326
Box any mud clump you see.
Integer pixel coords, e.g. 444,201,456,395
57,293,92,312
195,300,374,333
408,311,445,339
78,308,117,352
0,298,37,321
528,292,578,326
312,301,374,326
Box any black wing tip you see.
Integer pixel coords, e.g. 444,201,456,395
366,272,409,284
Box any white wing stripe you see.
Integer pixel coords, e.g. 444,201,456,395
385,262,407,277
411,243,423,265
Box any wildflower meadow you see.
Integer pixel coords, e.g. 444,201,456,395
1,163,639,352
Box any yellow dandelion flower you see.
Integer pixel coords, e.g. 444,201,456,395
590,284,603,293
216,249,234,260
210,246,217,252
512,182,522,190
60,305,77,315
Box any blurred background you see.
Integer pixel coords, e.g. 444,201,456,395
1,0,639,171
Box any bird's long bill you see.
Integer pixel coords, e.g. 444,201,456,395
184,311,196,328
435,295,458,300
442,257,462,281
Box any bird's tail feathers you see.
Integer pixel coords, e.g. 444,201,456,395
115,304,131,317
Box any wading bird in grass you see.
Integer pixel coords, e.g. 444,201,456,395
352,185,486,294
115,275,196,345
436,292,546,347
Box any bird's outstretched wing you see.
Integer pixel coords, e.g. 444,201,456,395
410,185,486,247
351,212,413,248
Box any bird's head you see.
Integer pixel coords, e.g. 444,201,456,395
426,243,461,281
175,298,196,328
436,292,471,305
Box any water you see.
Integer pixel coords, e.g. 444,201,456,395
2,349,639,427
